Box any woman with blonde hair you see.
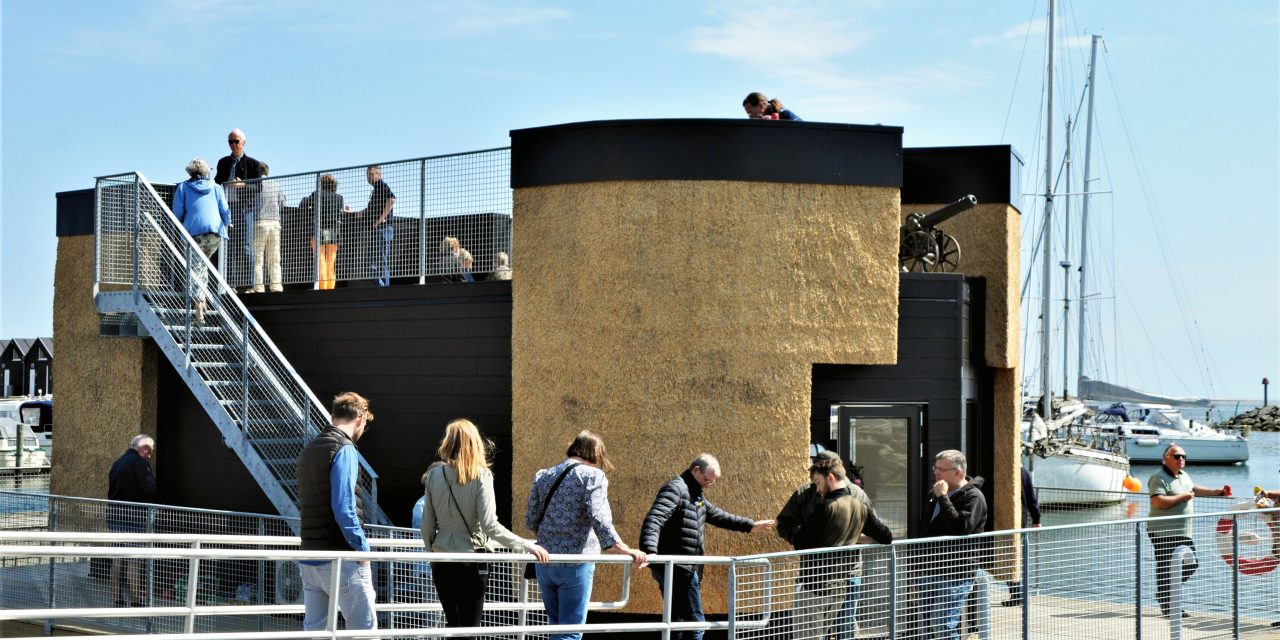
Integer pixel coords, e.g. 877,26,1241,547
421,419,549,632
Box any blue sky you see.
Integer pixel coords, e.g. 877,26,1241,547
1,1,1276,401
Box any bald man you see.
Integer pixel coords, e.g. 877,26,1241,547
215,128,265,292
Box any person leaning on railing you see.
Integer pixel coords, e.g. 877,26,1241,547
524,431,647,640
1262,487,1280,628
171,157,231,325
249,162,285,293
420,419,550,633
290,174,344,290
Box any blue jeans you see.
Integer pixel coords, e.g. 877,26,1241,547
833,576,861,638
370,225,393,286
299,560,377,633
652,567,705,640
536,563,595,640
912,574,974,640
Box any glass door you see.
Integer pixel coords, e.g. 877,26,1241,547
835,403,924,539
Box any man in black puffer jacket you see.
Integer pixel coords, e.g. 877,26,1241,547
639,454,775,640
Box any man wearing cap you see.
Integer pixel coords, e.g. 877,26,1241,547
1147,444,1228,619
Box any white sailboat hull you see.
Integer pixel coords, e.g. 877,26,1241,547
1123,435,1249,463
1023,446,1130,504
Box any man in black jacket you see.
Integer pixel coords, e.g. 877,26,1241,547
215,128,264,291
639,454,774,640
910,449,988,640
107,434,157,607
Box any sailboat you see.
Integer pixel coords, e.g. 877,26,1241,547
1084,378,1248,463
1018,9,1131,504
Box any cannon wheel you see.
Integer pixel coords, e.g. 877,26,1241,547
900,231,938,272
934,233,961,272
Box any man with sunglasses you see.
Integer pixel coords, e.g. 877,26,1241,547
1147,444,1228,619
215,129,264,292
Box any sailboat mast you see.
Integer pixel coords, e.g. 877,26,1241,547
1076,34,1101,398
1062,117,1073,399
1040,0,1057,419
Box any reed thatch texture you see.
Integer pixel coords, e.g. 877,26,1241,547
50,236,158,501
991,367,1023,580
511,179,901,611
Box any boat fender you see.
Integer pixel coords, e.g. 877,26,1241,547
1215,503,1280,576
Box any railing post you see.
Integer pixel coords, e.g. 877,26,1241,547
517,564,530,640
44,499,57,637
184,241,193,364
313,173,322,289
1169,546,1193,640
888,546,898,640
185,541,201,634
1231,512,1240,639
132,176,141,301
418,159,427,285
145,506,156,634
241,314,250,434
1021,530,1031,639
661,560,673,640
727,559,737,639
1134,523,1143,640
257,518,266,634
327,558,342,636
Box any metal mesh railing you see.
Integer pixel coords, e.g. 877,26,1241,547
104,149,514,292
733,504,1280,639
94,173,385,524
0,492,553,636
5,491,1277,638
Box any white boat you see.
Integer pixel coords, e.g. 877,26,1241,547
1022,405,1129,504
0,418,50,470
1092,403,1248,464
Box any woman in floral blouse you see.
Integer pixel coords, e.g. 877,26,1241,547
524,431,647,640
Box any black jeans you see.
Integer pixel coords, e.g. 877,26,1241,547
651,567,705,640
1148,533,1197,612
431,561,490,634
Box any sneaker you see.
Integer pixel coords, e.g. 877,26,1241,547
1271,620,1279,628
1000,599,1023,607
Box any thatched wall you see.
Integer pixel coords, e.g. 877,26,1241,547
511,179,901,611
50,235,158,500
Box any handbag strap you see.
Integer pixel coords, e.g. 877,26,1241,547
433,463,477,536
530,462,582,531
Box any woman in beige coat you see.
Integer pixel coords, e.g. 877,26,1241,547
421,419,549,632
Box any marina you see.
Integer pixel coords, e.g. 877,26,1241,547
1,0,1275,638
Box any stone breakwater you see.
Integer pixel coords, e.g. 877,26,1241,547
1219,405,1280,433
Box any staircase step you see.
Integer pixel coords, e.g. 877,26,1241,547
246,437,307,448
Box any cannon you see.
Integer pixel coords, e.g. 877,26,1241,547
899,195,977,273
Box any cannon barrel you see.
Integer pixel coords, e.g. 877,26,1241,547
918,195,978,227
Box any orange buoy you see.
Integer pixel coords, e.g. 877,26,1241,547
1123,475,1141,492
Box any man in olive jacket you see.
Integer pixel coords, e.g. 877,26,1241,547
639,454,774,640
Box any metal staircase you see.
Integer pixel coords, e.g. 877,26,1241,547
93,172,389,525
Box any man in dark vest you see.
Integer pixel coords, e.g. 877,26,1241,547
639,453,774,640
107,434,157,607
296,391,377,634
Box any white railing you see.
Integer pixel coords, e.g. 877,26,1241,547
2,493,1277,639
0,530,767,639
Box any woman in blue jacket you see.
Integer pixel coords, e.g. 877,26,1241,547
172,158,230,323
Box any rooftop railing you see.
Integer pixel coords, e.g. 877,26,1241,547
143,148,514,292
